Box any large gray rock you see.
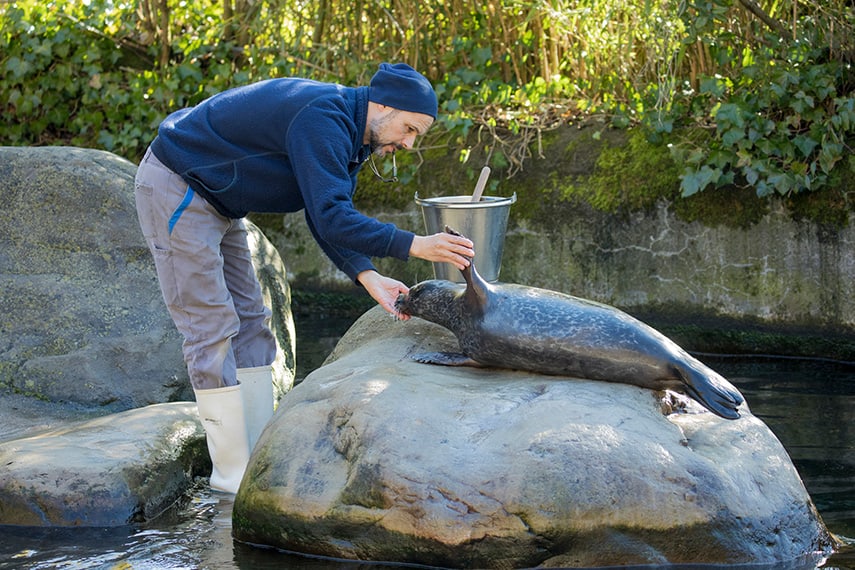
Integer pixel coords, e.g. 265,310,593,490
0,146,295,416
233,307,837,568
0,403,207,526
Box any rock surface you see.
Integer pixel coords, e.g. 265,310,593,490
0,146,297,527
233,307,836,568
0,403,208,526
0,146,295,418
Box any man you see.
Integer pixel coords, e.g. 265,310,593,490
134,62,474,493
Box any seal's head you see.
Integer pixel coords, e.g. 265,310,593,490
395,279,466,329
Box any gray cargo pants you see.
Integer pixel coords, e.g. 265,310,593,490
134,147,277,390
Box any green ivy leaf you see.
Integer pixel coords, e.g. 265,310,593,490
5,56,31,79
699,76,726,97
713,103,744,129
721,127,744,146
744,166,759,186
767,172,792,195
818,143,842,174
680,165,718,197
792,135,818,157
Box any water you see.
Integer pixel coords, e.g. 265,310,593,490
1,319,853,570
701,355,855,542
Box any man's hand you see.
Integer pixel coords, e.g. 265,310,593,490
409,232,475,270
357,270,411,320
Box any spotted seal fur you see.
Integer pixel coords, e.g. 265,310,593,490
395,228,745,420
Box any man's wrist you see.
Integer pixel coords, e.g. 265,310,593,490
408,235,422,259
357,269,378,285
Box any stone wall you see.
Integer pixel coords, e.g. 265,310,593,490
504,200,855,327
263,198,854,327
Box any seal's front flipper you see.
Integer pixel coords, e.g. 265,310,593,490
411,351,482,367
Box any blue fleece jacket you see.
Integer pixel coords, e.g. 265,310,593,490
149,78,415,281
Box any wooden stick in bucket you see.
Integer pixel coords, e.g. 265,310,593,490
471,166,491,202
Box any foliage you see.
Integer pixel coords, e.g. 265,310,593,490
663,0,855,198
0,0,300,157
1,0,853,201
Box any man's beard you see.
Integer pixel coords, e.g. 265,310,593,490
368,112,402,156
369,131,403,156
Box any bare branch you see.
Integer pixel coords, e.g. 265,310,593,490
736,0,788,37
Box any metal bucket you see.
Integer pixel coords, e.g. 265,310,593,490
415,193,516,283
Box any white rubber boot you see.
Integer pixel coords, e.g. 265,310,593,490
237,365,275,452
194,385,250,494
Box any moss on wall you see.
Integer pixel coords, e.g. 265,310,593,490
786,184,854,228
567,129,682,213
672,185,771,229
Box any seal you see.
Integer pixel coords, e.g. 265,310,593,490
395,228,745,420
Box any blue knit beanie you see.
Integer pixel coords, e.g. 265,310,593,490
369,63,438,119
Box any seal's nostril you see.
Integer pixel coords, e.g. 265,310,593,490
394,294,409,313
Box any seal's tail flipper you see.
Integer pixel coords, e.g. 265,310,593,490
674,362,745,420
